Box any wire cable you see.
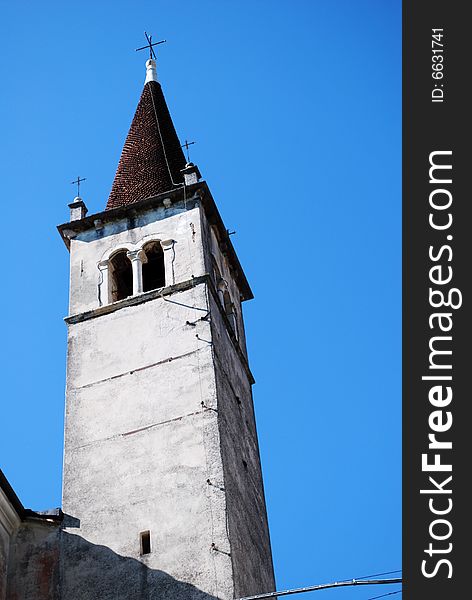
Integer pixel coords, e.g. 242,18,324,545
237,578,402,600
357,570,402,581
148,81,182,188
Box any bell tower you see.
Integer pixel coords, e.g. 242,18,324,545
57,57,275,599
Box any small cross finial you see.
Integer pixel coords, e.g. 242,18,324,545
136,31,166,60
71,176,86,197
181,139,196,163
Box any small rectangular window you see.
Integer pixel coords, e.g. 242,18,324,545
140,530,151,555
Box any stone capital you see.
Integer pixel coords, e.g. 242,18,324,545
160,239,175,251
126,249,148,264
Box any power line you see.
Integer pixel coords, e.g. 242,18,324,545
358,570,402,580
237,578,402,600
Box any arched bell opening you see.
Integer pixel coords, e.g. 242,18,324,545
142,241,166,292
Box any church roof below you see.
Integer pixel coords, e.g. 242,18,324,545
0,468,63,522
106,60,187,210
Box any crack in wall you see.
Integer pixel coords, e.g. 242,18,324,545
71,409,207,451
70,348,204,391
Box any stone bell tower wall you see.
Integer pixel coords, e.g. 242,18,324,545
58,193,275,598
62,279,236,599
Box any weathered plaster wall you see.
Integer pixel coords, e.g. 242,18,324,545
0,487,20,600
200,209,274,594
208,289,275,596
69,200,205,315
0,529,7,600
205,220,248,358
63,284,234,599
6,520,61,600
0,523,11,599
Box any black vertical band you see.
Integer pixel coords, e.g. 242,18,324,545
403,3,469,598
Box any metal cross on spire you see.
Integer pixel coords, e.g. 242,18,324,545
71,176,86,197
181,139,196,163
135,31,166,60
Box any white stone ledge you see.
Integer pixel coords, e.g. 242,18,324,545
65,274,255,385
65,275,209,324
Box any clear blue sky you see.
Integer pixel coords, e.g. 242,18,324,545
0,1,401,597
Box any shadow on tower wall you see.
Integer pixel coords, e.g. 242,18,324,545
7,522,222,600
60,531,222,600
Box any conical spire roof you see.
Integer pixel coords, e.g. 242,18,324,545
106,60,187,210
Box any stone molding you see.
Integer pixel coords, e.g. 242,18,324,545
65,274,255,385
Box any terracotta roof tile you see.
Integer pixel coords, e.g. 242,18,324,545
106,80,187,210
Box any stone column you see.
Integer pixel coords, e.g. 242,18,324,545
217,281,226,307
127,249,147,295
230,308,239,340
98,260,110,306
161,239,175,287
